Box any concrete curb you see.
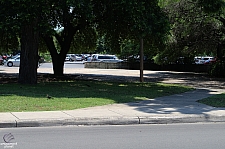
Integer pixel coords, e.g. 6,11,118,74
0,117,139,128
1,115,225,128
139,115,225,124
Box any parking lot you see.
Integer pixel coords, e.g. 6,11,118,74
0,62,84,72
1,62,225,89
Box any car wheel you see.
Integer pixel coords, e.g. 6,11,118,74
7,62,13,67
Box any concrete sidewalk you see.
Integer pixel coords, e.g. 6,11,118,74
1,64,225,127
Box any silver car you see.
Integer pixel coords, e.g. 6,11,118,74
65,54,76,61
5,56,20,67
75,54,83,61
92,54,123,63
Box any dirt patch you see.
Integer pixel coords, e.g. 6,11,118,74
0,72,225,89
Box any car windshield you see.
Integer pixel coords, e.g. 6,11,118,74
11,55,19,59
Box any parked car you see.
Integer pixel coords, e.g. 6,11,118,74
194,56,214,64
75,54,83,61
65,54,76,61
91,54,123,63
82,54,90,61
204,57,217,64
2,54,9,60
5,55,20,67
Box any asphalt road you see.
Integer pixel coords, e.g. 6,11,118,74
1,123,225,149
40,62,85,69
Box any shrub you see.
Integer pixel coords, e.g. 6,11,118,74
209,61,225,77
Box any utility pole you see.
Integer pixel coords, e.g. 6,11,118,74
140,38,144,82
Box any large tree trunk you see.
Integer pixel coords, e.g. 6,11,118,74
18,22,39,84
42,36,68,76
42,24,76,76
51,53,66,76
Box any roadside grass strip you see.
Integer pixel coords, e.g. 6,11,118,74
0,80,192,112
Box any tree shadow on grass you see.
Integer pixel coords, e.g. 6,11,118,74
0,72,225,116
0,73,18,84
0,73,194,112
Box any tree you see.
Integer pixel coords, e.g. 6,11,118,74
0,0,47,84
0,30,19,54
40,0,97,76
196,0,225,13
0,0,170,81
41,0,170,76
154,0,225,64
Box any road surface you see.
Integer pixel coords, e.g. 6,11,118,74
40,62,85,69
0,123,225,149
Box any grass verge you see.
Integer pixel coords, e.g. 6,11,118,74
0,80,192,112
197,93,225,107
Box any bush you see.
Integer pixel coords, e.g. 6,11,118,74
209,61,225,77
40,53,52,62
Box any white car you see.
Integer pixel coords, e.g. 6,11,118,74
91,54,123,63
5,56,20,67
65,54,76,61
194,56,214,64
75,54,83,61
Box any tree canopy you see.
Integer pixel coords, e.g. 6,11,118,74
2,0,224,83
0,0,170,83
154,0,225,64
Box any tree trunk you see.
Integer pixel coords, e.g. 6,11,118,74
51,53,65,76
140,38,144,82
18,22,39,84
42,36,68,76
217,43,224,60
42,26,76,76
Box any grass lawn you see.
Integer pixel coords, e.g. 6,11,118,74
0,80,192,112
197,93,225,108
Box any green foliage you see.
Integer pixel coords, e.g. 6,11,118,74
70,27,97,53
39,53,52,62
155,0,224,64
95,36,111,54
96,0,170,53
0,30,19,53
209,61,225,77
0,0,170,77
0,0,170,55
196,0,225,13
0,0,49,54
0,0,47,28
158,0,180,7
120,39,139,59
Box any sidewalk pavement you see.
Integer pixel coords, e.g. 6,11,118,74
1,64,225,128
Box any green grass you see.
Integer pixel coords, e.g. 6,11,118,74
0,80,192,112
197,93,225,107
